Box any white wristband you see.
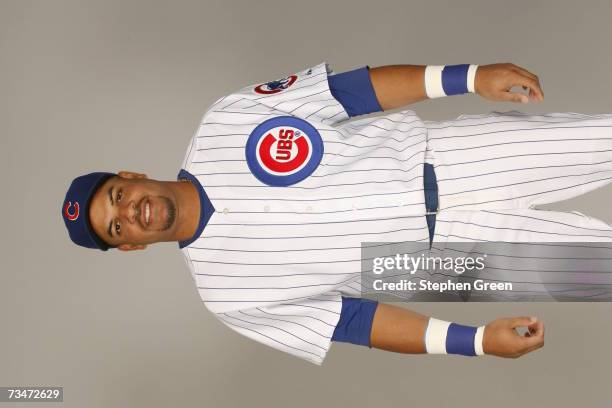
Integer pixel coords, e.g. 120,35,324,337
467,64,479,93
474,325,486,356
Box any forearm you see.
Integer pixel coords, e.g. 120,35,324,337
368,302,545,358
368,65,428,111
369,303,429,353
368,62,544,110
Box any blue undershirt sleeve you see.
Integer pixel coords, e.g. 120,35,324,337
331,296,379,347
328,66,383,117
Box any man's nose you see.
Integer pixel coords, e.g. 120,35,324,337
119,201,138,223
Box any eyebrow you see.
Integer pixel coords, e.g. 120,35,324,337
107,186,114,238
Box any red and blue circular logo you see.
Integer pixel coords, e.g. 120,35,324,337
245,116,323,186
254,75,298,94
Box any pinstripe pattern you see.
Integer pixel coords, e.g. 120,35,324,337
180,63,429,364
428,209,612,301
425,111,612,210
424,111,612,301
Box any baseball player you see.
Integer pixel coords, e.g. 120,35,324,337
63,60,612,365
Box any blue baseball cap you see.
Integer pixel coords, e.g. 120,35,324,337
62,172,116,250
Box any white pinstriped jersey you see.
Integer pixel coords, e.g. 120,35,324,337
178,62,430,364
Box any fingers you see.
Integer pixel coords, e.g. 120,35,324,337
514,319,544,356
524,323,538,337
511,65,544,101
515,73,545,101
498,73,544,103
495,65,544,103
522,321,544,344
510,68,544,100
522,321,545,353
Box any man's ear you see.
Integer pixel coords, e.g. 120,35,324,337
117,244,148,251
117,171,148,180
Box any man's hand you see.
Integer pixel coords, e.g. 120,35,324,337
482,316,545,358
475,63,545,104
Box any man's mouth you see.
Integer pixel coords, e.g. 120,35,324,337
139,198,152,228
138,196,176,231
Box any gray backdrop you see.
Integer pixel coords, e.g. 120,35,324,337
2,0,611,407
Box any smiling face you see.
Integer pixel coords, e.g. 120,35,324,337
88,171,180,250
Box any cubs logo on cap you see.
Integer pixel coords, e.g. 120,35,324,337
254,75,298,94
64,201,80,221
245,116,323,186
61,172,116,250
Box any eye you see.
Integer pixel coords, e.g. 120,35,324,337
117,190,123,202
115,221,121,235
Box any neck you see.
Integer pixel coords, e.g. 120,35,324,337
168,180,201,242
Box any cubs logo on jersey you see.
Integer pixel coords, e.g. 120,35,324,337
253,74,298,94
245,116,323,186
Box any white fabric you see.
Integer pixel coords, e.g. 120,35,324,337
425,111,612,212
467,64,478,93
180,62,430,364
424,65,446,98
426,111,612,301
424,317,450,354
474,325,485,356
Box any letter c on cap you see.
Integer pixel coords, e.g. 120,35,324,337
64,201,80,221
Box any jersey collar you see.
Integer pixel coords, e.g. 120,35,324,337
176,169,215,248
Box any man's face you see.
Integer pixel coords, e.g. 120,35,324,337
88,172,179,250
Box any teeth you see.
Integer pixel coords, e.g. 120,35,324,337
145,202,150,224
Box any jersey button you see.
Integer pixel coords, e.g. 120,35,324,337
264,205,270,212
223,207,229,214
306,206,313,212
352,203,358,210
